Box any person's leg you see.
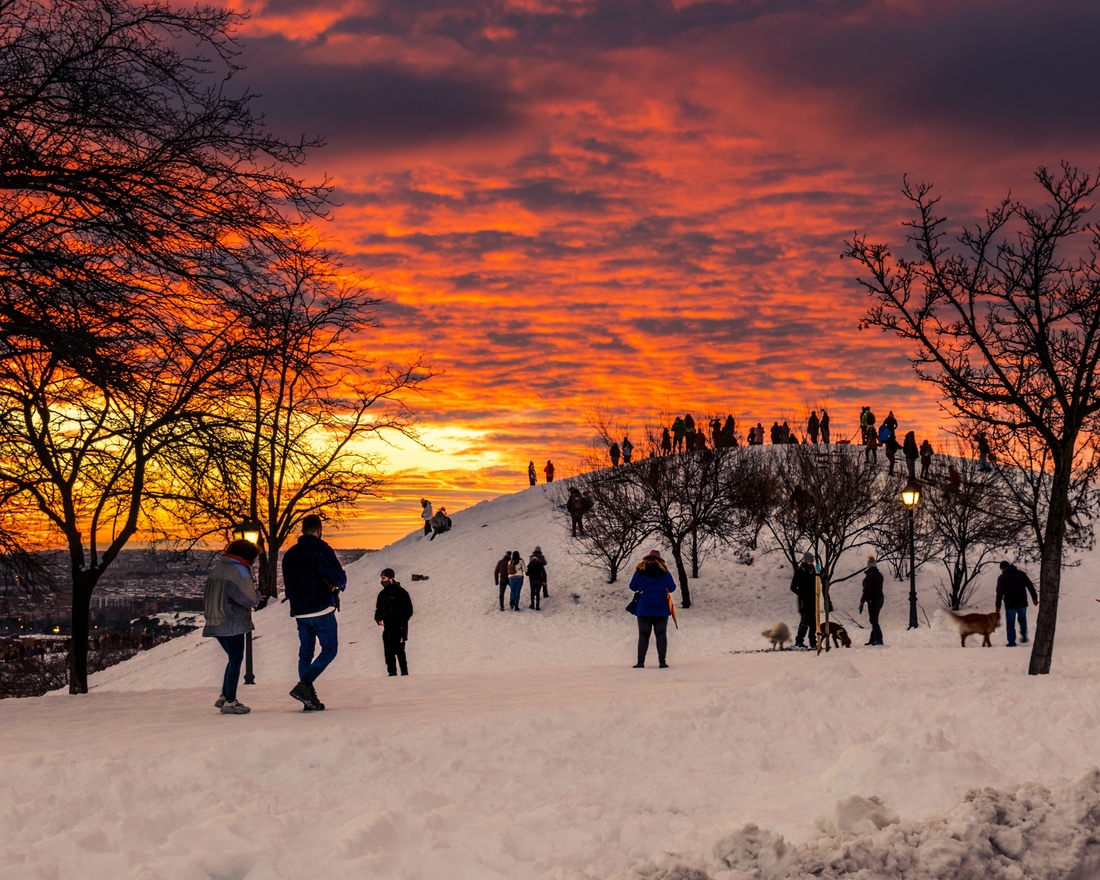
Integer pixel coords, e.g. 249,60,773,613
636,616,654,665
499,580,506,610
297,618,316,683
798,608,817,648
1017,607,1029,643
303,613,339,683
1005,607,1018,646
868,599,883,645
424,521,431,536
217,634,245,702
396,638,408,675
654,617,668,665
383,630,397,675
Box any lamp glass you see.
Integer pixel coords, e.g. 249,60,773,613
901,479,922,508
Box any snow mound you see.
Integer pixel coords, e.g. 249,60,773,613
623,768,1100,880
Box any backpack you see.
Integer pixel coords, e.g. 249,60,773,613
508,560,517,576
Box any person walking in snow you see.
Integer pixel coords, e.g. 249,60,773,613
629,549,676,668
791,551,818,649
494,550,512,611
532,545,549,598
996,561,1039,647
202,539,262,715
507,550,526,611
883,431,901,475
282,514,347,712
528,461,537,486
567,487,588,537
420,498,433,536
544,460,555,483
527,548,547,609
374,568,413,676
859,555,885,646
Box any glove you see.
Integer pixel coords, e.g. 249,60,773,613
858,603,864,614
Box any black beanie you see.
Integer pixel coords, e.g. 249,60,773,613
381,568,395,579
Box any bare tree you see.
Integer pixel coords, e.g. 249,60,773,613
0,0,330,692
847,164,1100,673
561,463,651,584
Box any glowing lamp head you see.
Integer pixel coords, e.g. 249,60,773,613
231,518,262,546
901,478,922,509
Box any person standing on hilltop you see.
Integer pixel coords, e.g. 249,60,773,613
544,459,555,483
528,461,537,486
807,411,820,444
672,416,686,453
820,408,831,444
374,568,413,676
661,427,672,456
621,436,634,464
859,556,885,646
202,539,262,715
420,498,433,536
919,438,934,479
610,441,621,467
283,514,347,712
903,431,919,479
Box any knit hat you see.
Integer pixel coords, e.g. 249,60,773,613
644,549,665,563
867,555,878,568
801,551,814,563
381,568,395,579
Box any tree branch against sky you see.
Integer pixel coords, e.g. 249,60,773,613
846,164,1100,674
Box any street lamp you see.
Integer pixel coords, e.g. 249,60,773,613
901,477,922,629
231,517,262,684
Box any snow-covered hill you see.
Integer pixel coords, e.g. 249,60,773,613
5,477,1100,879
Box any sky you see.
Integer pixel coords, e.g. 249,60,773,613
229,0,1100,547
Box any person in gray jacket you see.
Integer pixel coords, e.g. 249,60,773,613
202,539,262,715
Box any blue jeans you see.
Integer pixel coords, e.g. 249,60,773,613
1005,606,1028,646
216,634,245,702
296,612,339,683
509,576,524,607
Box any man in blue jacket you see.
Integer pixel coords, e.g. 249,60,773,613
283,514,347,710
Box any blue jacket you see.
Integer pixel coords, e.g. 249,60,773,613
282,534,347,617
629,561,676,617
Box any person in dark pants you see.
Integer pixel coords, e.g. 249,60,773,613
282,514,347,711
494,550,511,611
374,568,413,675
903,431,919,479
628,549,676,668
532,545,549,598
420,498,433,536
791,551,818,649
996,560,1039,646
859,555,885,646
528,461,537,486
202,539,262,715
527,549,547,609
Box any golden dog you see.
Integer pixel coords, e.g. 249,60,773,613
948,610,1001,647
761,622,790,650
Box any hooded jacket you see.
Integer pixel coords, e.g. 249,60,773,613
202,555,261,637
375,581,414,639
628,558,676,617
860,563,884,605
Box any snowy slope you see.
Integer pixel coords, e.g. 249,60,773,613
4,476,1100,879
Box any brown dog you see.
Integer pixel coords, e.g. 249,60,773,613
818,620,852,648
761,622,791,650
948,610,1001,647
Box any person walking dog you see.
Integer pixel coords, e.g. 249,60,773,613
628,549,676,668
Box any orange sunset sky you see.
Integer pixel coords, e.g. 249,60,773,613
228,0,1100,547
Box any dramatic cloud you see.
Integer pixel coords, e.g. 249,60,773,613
229,0,1100,545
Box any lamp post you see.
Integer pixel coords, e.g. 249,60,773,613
231,517,262,684
901,478,922,629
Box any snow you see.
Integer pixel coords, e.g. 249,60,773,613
3,480,1100,879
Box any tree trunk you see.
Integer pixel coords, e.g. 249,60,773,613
68,568,100,694
690,526,700,578
670,541,691,608
1029,459,1073,675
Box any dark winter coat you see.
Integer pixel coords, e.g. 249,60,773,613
629,560,676,617
527,555,547,587
903,433,919,460
494,555,511,587
375,581,414,639
860,565,884,605
790,562,817,615
282,534,347,617
202,555,261,637
996,565,1038,611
